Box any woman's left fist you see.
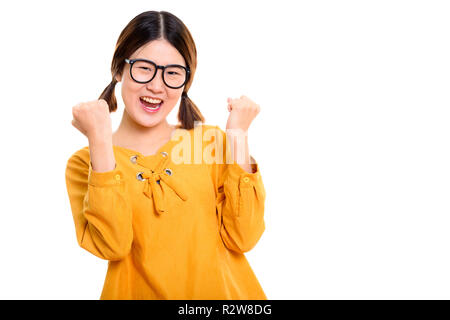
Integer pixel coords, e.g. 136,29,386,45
226,95,261,132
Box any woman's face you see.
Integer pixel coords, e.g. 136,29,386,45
115,39,186,128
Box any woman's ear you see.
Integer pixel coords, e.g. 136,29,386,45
115,74,122,82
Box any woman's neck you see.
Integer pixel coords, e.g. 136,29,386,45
112,109,175,152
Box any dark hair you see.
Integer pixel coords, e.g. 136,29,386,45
98,11,205,130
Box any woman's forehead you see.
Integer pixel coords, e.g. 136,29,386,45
131,40,185,66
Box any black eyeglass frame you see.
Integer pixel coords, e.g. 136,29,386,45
124,58,190,89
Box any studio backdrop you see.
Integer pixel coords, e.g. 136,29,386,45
0,0,449,299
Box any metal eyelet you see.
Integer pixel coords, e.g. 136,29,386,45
161,151,168,157
130,155,138,164
156,180,161,185
164,168,172,176
136,172,146,181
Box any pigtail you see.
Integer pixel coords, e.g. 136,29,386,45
178,93,205,130
98,78,118,112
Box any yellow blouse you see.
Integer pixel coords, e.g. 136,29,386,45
65,124,267,299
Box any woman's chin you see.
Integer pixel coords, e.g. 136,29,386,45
128,111,162,128
139,118,162,128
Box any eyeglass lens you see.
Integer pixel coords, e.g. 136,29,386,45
131,60,187,88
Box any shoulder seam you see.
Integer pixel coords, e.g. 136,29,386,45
67,146,90,167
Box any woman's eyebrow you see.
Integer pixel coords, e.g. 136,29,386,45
134,57,185,66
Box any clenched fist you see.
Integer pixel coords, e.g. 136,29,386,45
71,99,112,141
226,95,261,132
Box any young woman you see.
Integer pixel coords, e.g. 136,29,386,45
65,10,267,300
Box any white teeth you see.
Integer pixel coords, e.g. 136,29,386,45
141,97,162,104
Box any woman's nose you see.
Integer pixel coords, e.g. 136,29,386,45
147,68,165,90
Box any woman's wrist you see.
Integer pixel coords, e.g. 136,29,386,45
88,135,116,173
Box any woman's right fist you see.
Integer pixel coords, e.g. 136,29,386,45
71,99,112,141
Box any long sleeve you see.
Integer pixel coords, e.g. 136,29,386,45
212,126,266,253
65,148,133,261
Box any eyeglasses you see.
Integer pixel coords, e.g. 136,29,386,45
124,58,190,89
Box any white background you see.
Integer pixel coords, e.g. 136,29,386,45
0,0,449,299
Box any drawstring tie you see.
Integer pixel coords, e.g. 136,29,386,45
140,169,188,215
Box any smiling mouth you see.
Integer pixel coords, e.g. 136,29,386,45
140,97,163,112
